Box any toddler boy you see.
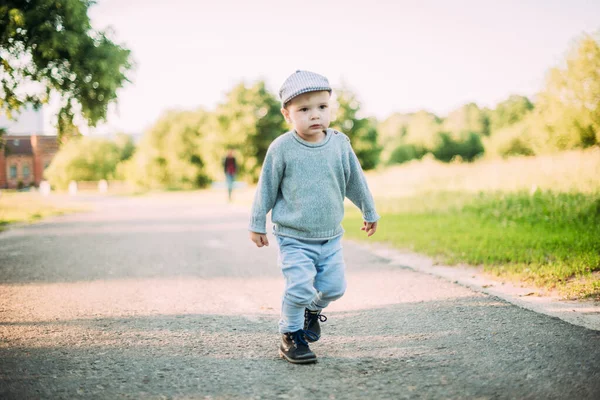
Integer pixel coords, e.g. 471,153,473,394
249,70,380,364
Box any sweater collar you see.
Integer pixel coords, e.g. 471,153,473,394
291,128,332,148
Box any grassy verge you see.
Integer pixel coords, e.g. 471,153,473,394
344,191,600,300
0,191,87,231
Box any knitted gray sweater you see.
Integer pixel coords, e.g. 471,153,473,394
249,129,380,240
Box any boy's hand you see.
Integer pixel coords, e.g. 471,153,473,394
361,221,378,237
250,231,269,247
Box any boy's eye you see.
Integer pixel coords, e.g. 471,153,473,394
319,105,328,109
300,108,308,112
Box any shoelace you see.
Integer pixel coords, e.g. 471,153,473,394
316,314,327,323
292,329,319,346
306,310,328,324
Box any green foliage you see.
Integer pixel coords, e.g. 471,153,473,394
484,117,541,157
0,127,6,149
483,33,600,158
380,98,531,165
378,111,442,166
377,113,411,164
331,87,381,170
344,191,600,299
123,81,284,189
0,191,86,230
0,0,133,140
442,103,490,137
488,95,534,133
536,33,600,150
379,31,599,163
387,144,427,165
214,81,285,182
432,131,485,162
122,110,211,190
114,132,135,162
45,135,128,189
404,110,442,149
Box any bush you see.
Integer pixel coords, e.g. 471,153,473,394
432,132,484,162
45,137,129,190
387,144,427,165
484,115,546,158
123,110,213,190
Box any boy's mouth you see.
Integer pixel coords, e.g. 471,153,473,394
310,124,321,128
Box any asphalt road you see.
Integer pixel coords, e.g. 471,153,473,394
1,193,599,399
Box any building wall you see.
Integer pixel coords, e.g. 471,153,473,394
0,148,6,188
5,155,34,189
1,135,58,189
31,135,59,185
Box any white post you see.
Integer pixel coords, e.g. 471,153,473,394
98,179,108,193
39,181,51,197
68,181,78,196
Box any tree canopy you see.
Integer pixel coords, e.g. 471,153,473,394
331,88,380,170
44,135,132,189
121,110,212,190
0,0,132,141
537,33,600,149
214,81,286,182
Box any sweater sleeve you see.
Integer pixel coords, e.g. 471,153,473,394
345,141,380,223
249,145,284,233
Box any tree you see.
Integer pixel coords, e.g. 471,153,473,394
404,110,442,150
122,110,211,190
114,132,135,162
0,127,6,150
483,118,537,158
387,143,427,165
432,131,484,162
488,95,534,134
377,113,412,164
378,111,441,166
123,80,284,188
331,87,381,170
442,103,490,137
214,81,285,182
0,0,132,142
44,136,125,189
536,32,600,149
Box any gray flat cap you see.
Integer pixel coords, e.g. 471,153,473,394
279,70,332,106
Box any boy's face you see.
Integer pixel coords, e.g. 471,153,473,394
281,90,331,142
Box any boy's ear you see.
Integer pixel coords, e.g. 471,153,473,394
281,107,291,123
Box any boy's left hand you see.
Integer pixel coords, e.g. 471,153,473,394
361,221,378,237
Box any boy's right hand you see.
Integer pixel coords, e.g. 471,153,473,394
250,231,269,248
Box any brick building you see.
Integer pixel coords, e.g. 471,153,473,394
0,135,59,189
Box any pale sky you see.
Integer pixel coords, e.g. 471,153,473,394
46,0,600,134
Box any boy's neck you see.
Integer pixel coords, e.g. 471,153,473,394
295,129,327,143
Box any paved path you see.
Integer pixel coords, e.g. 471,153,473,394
1,193,599,399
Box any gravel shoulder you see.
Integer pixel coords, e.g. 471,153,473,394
357,242,600,332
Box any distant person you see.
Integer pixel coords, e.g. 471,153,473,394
248,70,380,364
223,149,238,202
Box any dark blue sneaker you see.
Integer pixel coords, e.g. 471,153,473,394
304,309,327,342
279,330,318,364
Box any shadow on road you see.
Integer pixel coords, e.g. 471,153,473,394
2,195,600,399
1,298,599,399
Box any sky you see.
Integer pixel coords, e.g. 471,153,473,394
38,0,600,135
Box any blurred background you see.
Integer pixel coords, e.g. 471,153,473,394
1,0,599,299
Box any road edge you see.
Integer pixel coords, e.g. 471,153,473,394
349,240,600,332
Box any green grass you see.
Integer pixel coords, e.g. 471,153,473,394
0,191,87,231
344,191,600,300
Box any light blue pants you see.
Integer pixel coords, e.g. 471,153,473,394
225,174,235,200
276,235,347,333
